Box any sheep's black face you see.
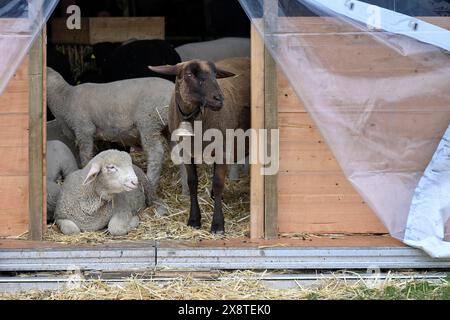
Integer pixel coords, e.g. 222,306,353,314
179,61,225,111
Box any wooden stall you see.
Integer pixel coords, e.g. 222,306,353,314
51,17,165,44
0,33,46,239
250,16,450,240
1,9,450,271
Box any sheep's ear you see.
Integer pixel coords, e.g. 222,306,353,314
216,68,235,79
148,64,179,76
82,163,101,185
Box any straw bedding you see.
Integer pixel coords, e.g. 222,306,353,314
41,151,250,244
2,271,449,300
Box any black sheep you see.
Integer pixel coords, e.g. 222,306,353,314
77,42,121,84
101,39,181,83
47,45,74,85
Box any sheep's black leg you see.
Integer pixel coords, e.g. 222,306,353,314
185,162,201,229
210,165,215,200
211,163,227,234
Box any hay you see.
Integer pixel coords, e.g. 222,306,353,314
42,151,250,244
2,271,449,300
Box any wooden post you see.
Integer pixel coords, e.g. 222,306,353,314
28,31,45,240
250,1,279,239
263,0,278,239
250,23,265,239
263,53,278,239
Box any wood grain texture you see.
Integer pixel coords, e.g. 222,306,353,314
0,59,29,237
272,16,450,235
277,104,388,233
264,57,278,238
156,235,403,248
250,24,265,240
42,28,47,224
278,194,386,233
0,56,29,114
0,177,28,235
0,114,29,147
28,32,44,240
0,176,28,211
0,235,403,249
51,17,165,44
273,16,450,34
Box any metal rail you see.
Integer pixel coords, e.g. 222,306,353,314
305,0,450,51
1,245,449,272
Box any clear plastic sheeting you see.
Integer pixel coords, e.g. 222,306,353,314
239,0,450,256
0,0,58,96
405,125,450,258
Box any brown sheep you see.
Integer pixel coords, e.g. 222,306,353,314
149,58,250,234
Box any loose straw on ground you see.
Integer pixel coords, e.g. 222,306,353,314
2,271,449,300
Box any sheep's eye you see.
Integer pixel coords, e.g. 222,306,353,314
105,165,117,173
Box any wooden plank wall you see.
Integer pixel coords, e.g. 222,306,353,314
277,70,387,234
276,16,450,234
0,31,45,238
51,17,165,44
0,58,30,237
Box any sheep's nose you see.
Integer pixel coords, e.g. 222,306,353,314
130,179,138,186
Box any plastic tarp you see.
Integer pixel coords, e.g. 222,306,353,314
239,0,450,257
0,0,58,96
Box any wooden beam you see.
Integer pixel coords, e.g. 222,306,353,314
28,31,45,240
263,0,279,239
250,24,265,240
42,28,47,225
264,48,278,239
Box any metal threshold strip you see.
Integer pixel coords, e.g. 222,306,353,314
1,245,450,272
304,0,450,51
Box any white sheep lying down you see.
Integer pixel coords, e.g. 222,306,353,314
46,140,78,222
47,67,174,202
55,150,151,236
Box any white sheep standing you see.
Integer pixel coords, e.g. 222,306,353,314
175,37,250,62
46,67,174,202
46,140,78,222
55,150,151,236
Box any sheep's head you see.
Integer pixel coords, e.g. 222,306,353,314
82,150,139,194
149,60,235,114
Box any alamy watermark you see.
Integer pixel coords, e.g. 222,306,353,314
171,121,279,176
66,5,81,30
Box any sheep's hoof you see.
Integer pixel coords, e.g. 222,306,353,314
187,220,201,229
210,225,225,235
108,223,129,236
109,228,128,236
57,219,81,235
